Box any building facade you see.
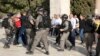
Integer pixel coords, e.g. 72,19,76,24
50,0,100,17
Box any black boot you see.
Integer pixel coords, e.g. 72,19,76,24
58,49,64,51
45,51,49,55
3,43,10,48
68,46,73,50
89,52,92,56
26,51,33,54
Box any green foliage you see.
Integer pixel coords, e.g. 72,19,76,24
0,0,29,13
0,0,95,16
0,0,47,14
71,0,95,16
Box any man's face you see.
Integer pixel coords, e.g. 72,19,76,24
23,12,27,16
54,14,58,19
80,15,84,20
74,15,77,18
69,14,73,19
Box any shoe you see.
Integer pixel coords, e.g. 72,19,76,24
13,43,19,45
68,46,73,50
3,44,10,48
89,52,92,56
26,51,33,54
45,51,49,55
37,44,41,48
58,49,64,51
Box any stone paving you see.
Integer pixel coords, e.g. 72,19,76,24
0,28,96,56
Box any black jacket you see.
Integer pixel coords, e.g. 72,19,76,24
84,19,96,33
21,16,33,28
79,19,85,29
97,25,100,34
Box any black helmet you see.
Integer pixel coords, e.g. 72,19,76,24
61,14,68,20
7,13,14,17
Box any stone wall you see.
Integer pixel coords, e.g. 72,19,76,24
95,0,100,15
50,0,70,18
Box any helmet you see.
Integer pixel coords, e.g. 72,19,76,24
61,14,68,20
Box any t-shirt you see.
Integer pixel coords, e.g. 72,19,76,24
51,18,62,26
70,18,77,29
14,17,21,28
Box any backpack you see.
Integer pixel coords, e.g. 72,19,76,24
42,15,51,28
2,18,10,28
38,15,51,28
21,16,33,28
61,20,72,32
84,19,96,33
68,21,72,31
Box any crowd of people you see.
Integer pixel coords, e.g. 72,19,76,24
0,8,100,56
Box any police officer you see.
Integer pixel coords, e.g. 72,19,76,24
2,13,14,48
58,14,72,51
31,10,50,55
84,18,96,56
95,25,100,56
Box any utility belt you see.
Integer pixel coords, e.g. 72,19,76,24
36,27,45,31
36,27,49,31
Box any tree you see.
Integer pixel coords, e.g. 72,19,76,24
0,0,95,17
0,0,29,13
0,0,47,14
71,0,95,16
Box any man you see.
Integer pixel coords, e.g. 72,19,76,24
84,17,96,56
58,14,72,51
25,11,36,54
32,10,50,55
13,12,27,46
69,14,77,47
79,15,85,44
13,13,22,45
94,16,100,56
95,25,100,56
2,13,14,48
51,14,62,45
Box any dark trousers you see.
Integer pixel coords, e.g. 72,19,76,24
26,28,35,52
70,29,76,46
56,34,61,44
96,38,100,56
14,27,27,45
50,27,60,36
13,28,20,44
55,29,61,44
79,28,84,43
19,26,27,45
84,33,95,55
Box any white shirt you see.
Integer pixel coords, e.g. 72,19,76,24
70,17,77,29
51,18,62,26
75,18,79,23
